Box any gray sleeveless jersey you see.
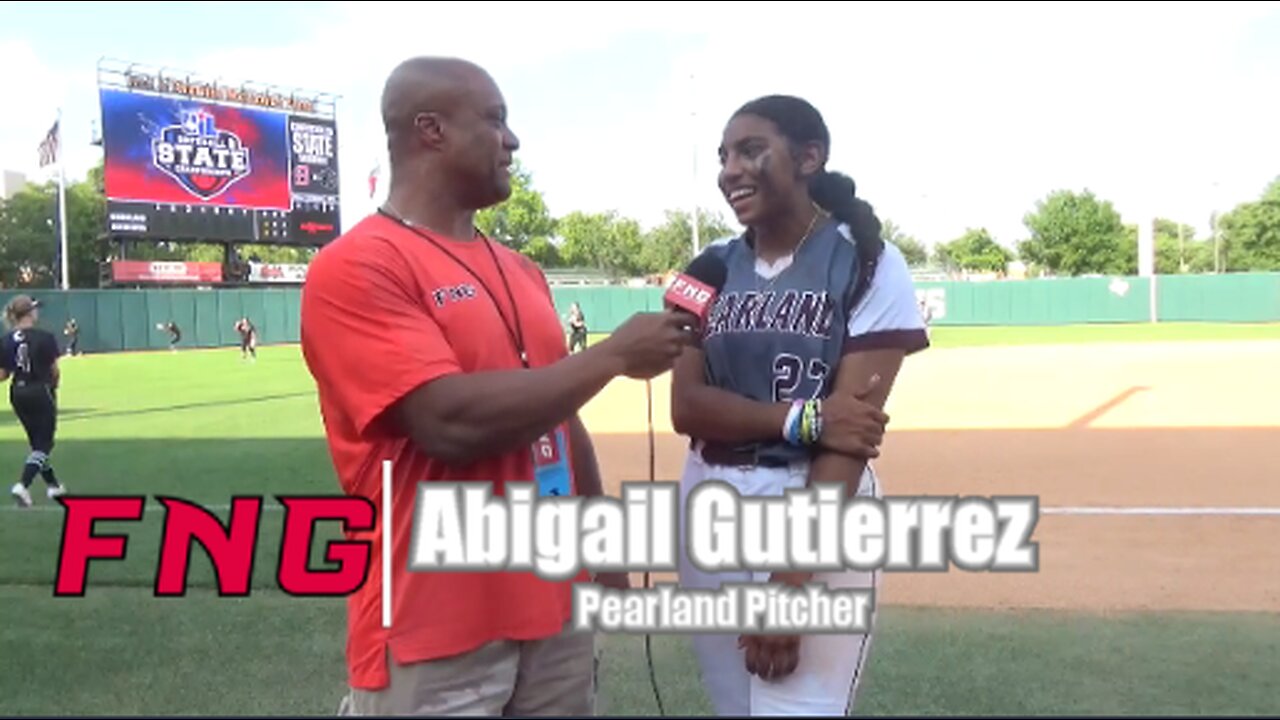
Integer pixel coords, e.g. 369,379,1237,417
697,219,875,466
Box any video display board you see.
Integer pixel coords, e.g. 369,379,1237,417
98,71,340,245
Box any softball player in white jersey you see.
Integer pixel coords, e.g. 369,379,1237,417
671,94,930,716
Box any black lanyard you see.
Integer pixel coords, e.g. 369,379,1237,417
377,208,529,368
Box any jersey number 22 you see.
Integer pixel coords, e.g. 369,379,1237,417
772,353,829,402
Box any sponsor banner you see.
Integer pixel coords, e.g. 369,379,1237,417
249,262,308,284
111,261,223,284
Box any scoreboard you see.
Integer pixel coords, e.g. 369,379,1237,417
98,64,341,246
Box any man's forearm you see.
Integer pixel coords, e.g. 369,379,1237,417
399,343,624,466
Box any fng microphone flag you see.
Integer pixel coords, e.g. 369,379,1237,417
663,253,728,330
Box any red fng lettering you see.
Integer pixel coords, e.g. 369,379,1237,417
52,495,374,597
672,279,711,305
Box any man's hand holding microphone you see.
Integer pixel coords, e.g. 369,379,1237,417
593,253,727,380
595,311,697,380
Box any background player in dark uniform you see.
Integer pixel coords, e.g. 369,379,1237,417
671,95,929,715
567,302,587,353
0,296,67,508
63,318,79,356
235,317,257,361
158,320,181,351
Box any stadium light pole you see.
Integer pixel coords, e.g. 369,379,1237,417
689,70,700,259
1138,214,1156,323
1210,180,1223,274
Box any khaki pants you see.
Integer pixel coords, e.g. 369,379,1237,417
338,624,598,716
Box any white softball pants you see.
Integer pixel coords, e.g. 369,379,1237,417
676,450,882,716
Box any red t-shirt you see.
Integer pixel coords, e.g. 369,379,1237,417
300,212,588,691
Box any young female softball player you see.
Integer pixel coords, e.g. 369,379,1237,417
1,296,68,508
671,95,930,716
235,317,257,360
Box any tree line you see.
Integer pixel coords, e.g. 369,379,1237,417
889,179,1280,277
473,161,735,279
1,159,1278,289
470,166,1280,278
0,163,313,289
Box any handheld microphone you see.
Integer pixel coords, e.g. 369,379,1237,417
662,252,729,332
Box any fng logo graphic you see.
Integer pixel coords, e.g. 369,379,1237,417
669,278,712,306
152,110,251,200
432,284,477,308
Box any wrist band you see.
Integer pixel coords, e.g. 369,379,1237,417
785,399,824,446
814,402,824,443
800,399,817,445
808,399,823,445
783,400,805,446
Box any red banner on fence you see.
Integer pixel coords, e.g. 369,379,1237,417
111,261,223,284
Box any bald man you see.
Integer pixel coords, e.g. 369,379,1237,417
301,57,694,716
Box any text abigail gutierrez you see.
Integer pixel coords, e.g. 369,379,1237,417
49,461,1040,634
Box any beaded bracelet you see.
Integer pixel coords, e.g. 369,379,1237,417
800,399,822,445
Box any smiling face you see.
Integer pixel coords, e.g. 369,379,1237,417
717,112,823,227
444,72,520,209
411,63,521,211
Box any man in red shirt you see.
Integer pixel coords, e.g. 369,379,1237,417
301,57,692,716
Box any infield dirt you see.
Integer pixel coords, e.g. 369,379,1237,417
578,340,1280,614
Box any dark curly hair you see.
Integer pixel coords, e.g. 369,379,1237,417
731,95,885,270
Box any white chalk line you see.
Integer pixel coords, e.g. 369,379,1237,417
1041,506,1280,516
4,503,1280,517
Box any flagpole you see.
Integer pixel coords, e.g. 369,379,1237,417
56,108,69,290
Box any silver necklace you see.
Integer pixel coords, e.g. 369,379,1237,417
756,206,826,294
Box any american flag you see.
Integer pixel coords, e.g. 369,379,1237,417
37,120,59,168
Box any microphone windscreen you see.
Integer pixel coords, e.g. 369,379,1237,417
664,251,728,326
682,252,729,293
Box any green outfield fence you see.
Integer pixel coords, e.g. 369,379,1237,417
554,273,1280,330
0,288,301,354
1,273,1276,353
912,273,1280,326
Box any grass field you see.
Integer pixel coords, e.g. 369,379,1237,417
584,320,1280,350
0,322,1278,715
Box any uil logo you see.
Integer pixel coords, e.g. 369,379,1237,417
152,110,252,200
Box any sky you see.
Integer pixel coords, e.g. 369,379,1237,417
1,0,1279,249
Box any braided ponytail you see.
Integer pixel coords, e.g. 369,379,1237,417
732,95,885,266
809,170,884,265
